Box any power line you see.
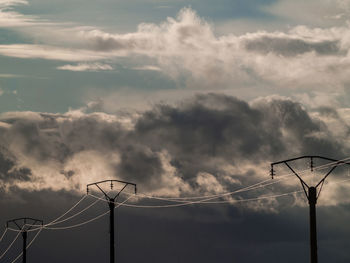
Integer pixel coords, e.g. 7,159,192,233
43,197,101,227
43,210,110,230
44,195,87,226
0,229,7,243
191,190,304,204
9,195,105,232
44,195,134,230
120,176,295,205
125,157,350,202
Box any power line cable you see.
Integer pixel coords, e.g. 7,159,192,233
8,195,105,232
43,197,101,227
126,158,350,202
44,195,87,226
0,229,7,243
197,190,304,204
44,195,134,230
121,176,293,204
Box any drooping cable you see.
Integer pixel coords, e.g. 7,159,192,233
44,195,88,226
44,197,101,227
119,176,293,205
10,195,104,232
196,190,304,204
44,211,110,230
44,195,134,230
0,228,8,243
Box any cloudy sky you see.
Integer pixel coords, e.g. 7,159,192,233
2,0,350,262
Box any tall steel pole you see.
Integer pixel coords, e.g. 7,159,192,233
308,187,317,263
22,230,27,263
109,198,116,263
6,217,43,263
87,179,136,263
270,155,350,263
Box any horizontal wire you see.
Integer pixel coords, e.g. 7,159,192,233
122,175,294,205
198,190,304,204
9,194,106,233
44,195,133,230
44,197,101,227
44,195,88,226
127,157,350,202
43,211,110,230
89,188,302,208
87,175,304,208
6,195,88,233
132,178,273,202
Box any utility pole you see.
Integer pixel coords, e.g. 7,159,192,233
87,179,136,263
6,218,43,263
270,155,350,263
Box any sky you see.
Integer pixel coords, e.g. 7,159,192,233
2,0,350,262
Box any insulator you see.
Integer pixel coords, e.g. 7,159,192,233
310,157,314,172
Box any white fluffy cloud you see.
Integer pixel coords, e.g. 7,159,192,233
0,44,109,61
57,63,113,72
2,4,350,98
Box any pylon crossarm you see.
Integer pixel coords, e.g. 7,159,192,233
95,184,109,201
315,165,338,188
311,156,350,166
284,162,310,188
300,181,309,199
272,155,350,165
316,180,325,200
88,179,136,188
13,221,21,230
314,165,338,200
7,218,43,231
112,184,128,200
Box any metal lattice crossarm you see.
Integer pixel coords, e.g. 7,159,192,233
270,155,350,263
270,155,350,200
87,179,137,200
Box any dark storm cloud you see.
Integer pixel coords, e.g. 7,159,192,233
117,144,164,184
0,146,31,181
135,94,345,167
0,94,348,197
244,36,341,56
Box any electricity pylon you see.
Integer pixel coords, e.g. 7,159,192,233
6,217,43,263
87,179,136,263
270,155,350,263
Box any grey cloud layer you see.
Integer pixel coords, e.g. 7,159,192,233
244,36,341,56
0,94,349,208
